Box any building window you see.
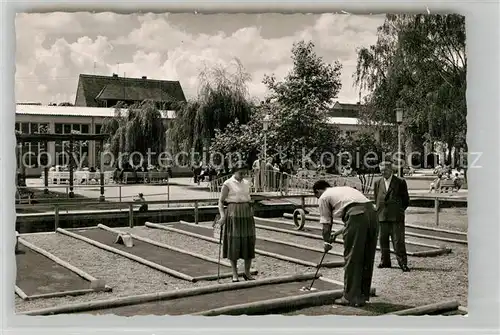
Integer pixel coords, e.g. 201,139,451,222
63,124,71,134
51,123,91,168
30,123,38,134
21,123,30,134
55,141,68,166
95,124,102,134
38,123,49,133
15,122,50,168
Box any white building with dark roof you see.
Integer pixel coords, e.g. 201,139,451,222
74,73,186,108
15,104,177,176
15,74,389,176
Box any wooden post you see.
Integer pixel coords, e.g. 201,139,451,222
68,139,74,198
301,196,306,211
99,139,105,202
167,182,170,208
43,140,49,194
54,205,60,231
44,167,49,194
194,201,199,225
119,185,122,202
434,198,440,226
19,140,26,183
129,203,134,228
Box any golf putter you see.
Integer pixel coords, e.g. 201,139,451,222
300,246,329,292
213,214,223,282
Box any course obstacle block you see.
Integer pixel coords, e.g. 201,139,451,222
115,233,134,247
90,279,107,291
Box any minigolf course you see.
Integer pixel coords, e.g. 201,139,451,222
400,223,467,245
21,268,461,317
256,216,452,257
57,225,257,282
146,221,345,268
286,211,467,245
15,237,110,300
21,273,351,316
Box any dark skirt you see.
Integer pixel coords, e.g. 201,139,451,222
222,203,256,261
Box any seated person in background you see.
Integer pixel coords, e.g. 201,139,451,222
433,164,442,174
193,164,202,184
199,167,207,182
429,173,443,193
135,193,148,212
453,173,463,191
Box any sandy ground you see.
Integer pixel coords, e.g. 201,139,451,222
15,207,468,315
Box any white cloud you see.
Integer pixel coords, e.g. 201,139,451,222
15,12,385,105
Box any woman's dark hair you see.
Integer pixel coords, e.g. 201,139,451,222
312,180,331,193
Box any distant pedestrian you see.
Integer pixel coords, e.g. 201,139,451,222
135,193,148,225
193,164,202,184
265,157,275,190
429,173,443,193
252,157,261,191
453,173,463,191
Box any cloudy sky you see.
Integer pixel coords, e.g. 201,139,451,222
15,12,385,105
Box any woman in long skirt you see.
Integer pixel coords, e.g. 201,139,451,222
217,164,256,282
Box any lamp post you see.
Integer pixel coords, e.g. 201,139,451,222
395,108,404,177
262,114,271,192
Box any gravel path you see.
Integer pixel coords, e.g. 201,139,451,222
405,207,468,232
16,207,468,314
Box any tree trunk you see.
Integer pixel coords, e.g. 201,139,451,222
446,140,454,165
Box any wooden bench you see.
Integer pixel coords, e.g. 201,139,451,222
439,179,456,193
16,187,34,205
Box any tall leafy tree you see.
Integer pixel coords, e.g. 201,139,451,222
169,59,255,156
342,132,384,193
263,40,344,167
101,100,166,167
354,14,466,166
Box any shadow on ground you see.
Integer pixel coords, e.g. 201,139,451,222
261,301,413,316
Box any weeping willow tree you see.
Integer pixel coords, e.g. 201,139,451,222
101,100,166,167
354,14,466,167
169,59,256,157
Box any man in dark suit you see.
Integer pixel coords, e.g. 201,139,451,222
373,161,411,272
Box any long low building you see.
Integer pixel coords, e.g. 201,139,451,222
15,102,383,177
15,104,176,176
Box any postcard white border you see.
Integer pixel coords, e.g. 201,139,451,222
1,1,499,334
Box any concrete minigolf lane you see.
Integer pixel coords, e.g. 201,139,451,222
169,222,344,267
80,279,342,316
296,212,467,243
74,228,233,279
16,244,90,296
403,225,467,242
254,218,449,255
